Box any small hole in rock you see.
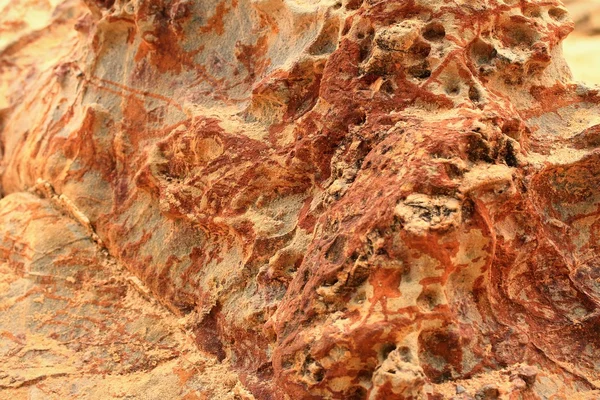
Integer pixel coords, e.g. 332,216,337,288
398,346,412,362
356,111,367,126
353,291,366,303
347,387,367,400
445,82,461,96
444,162,463,179
504,141,518,167
302,269,310,284
468,86,481,102
548,7,568,21
408,64,432,79
410,41,431,58
376,247,387,256
359,43,372,62
381,80,395,94
422,22,446,41
256,362,274,379
471,39,497,65
417,287,441,310
322,276,339,287
97,0,115,9
358,369,373,382
504,21,537,47
380,343,397,360
333,2,342,9
314,369,324,382
345,0,362,10
523,5,542,18
501,119,522,140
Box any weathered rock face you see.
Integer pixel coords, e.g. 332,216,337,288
1,0,599,399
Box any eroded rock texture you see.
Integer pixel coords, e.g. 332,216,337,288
1,0,600,399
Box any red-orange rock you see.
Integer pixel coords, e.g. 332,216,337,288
1,0,599,399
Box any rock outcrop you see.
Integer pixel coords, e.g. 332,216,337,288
1,0,599,399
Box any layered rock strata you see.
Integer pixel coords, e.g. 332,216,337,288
1,0,600,399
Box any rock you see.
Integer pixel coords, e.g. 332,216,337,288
513,364,539,387
1,0,600,399
0,192,250,398
475,384,500,400
511,377,528,390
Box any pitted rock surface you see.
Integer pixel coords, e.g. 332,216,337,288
1,0,600,399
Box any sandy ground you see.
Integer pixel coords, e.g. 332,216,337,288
564,1,600,85
564,34,600,85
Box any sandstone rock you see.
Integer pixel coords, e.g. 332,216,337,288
1,0,600,399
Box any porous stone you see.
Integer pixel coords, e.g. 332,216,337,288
1,0,599,399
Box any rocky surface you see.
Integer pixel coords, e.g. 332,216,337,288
1,0,600,399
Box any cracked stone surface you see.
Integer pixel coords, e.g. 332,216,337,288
0,0,599,399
